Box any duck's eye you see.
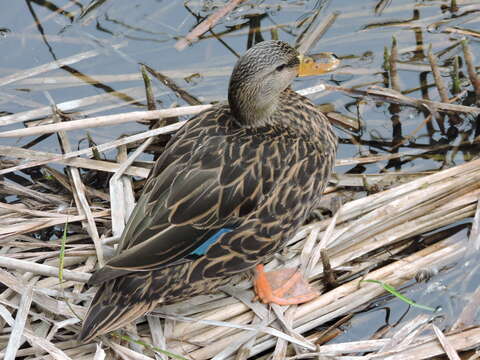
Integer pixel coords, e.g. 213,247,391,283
275,64,287,72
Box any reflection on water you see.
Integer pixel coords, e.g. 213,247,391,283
0,0,479,350
1,0,478,168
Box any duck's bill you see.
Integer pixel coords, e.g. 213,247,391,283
297,53,340,77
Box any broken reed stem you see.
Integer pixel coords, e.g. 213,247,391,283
382,46,390,88
4,286,33,360
432,324,462,360
140,64,156,110
428,44,449,102
296,11,340,55
461,39,480,102
175,0,245,51
450,0,459,12
424,43,450,133
110,138,153,237
451,56,461,94
320,249,338,289
389,37,401,92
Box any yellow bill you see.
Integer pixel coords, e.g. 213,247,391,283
298,53,340,77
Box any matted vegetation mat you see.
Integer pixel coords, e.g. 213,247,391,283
1,0,480,359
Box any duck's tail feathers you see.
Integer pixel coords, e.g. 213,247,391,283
79,288,157,343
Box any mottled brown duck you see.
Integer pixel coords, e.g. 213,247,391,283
80,40,337,342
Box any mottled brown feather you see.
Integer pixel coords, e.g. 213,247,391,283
80,40,337,342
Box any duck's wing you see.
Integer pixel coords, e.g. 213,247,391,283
89,110,278,285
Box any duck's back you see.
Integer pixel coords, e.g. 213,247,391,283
81,90,336,342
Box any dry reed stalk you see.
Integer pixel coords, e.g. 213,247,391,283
180,237,467,359
143,64,202,106
0,257,90,283
432,324,461,360
389,37,401,91
175,0,245,51
118,146,137,228
470,196,480,250
427,44,448,132
44,167,110,202
0,145,150,178
146,315,167,360
0,180,69,205
110,140,151,237
3,286,33,360
325,84,480,114
0,202,67,218
462,39,480,101
106,339,154,359
14,66,232,88
0,43,126,88
296,12,340,55
0,86,150,126
0,306,74,360
370,326,480,359
396,62,450,73
286,326,480,359
444,27,480,38
0,269,86,319
0,105,211,138
0,209,110,239
379,314,431,352
428,45,449,102
55,113,105,267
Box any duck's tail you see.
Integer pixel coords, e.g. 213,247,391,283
79,282,157,343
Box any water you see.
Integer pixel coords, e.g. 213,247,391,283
2,0,477,169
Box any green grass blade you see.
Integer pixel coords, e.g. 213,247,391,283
112,333,188,360
58,220,83,320
361,279,436,312
59,221,68,283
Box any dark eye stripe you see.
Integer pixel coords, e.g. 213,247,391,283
287,57,300,67
275,64,287,72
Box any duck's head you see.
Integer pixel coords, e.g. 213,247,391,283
228,40,300,126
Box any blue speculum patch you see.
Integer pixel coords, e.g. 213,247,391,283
190,228,233,256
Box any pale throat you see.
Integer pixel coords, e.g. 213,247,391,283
229,85,281,127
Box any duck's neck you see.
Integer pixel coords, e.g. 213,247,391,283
228,82,280,127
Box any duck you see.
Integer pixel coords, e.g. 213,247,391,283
79,40,338,342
